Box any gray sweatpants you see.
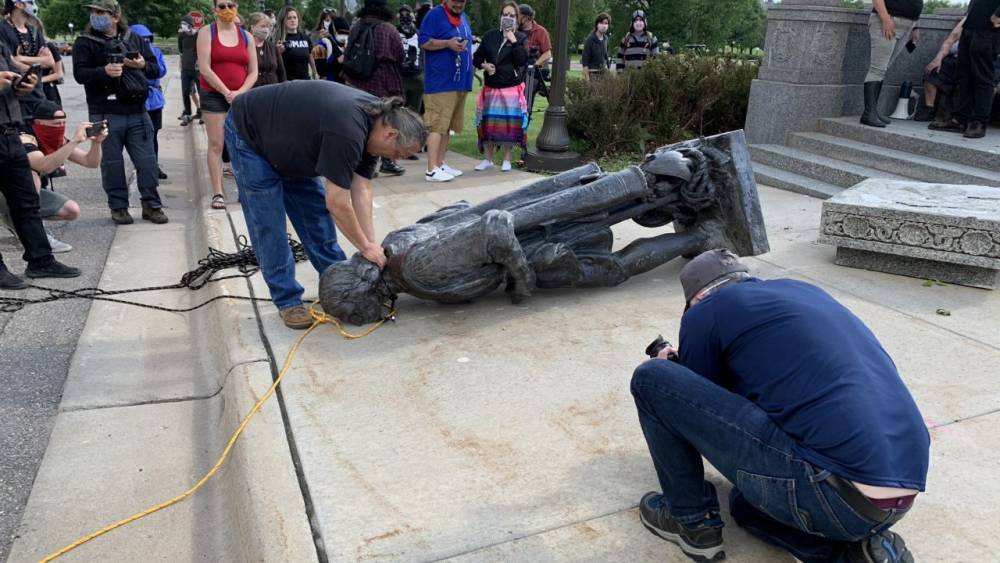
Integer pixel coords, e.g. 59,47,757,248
865,13,916,83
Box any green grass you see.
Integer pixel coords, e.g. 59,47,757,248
448,69,582,163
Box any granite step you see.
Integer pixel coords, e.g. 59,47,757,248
751,162,845,199
749,144,909,188
788,132,1000,187
817,117,1000,173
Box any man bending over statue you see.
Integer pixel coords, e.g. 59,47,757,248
631,249,928,563
320,130,769,325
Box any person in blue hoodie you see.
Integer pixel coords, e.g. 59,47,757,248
129,23,168,180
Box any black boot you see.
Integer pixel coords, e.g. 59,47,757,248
873,82,891,125
860,81,886,128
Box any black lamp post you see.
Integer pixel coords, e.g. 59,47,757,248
524,0,581,172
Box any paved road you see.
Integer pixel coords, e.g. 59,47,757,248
0,61,180,561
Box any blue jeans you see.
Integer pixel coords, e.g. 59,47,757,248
630,360,910,562
224,114,347,310
90,112,162,210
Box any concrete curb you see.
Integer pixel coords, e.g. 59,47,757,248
186,126,319,562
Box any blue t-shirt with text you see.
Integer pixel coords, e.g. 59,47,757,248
418,5,473,94
679,278,930,491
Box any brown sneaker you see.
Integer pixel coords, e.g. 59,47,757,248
142,206,169,224
963,120,986,139
279,305,314,329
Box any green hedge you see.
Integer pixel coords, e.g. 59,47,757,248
566,55,758,158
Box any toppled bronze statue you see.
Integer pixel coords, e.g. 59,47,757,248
320,130,769,325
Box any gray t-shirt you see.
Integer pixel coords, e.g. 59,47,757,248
231,81,379,188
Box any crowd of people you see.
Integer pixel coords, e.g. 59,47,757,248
862,0,1000,139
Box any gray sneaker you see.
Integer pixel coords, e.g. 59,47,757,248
640,492,725,562
46,231,72,253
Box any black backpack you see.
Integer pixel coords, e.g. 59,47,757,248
342,21,378,81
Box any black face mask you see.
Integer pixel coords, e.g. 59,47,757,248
400,15,413,25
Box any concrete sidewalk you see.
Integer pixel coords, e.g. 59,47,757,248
224,154,1000,561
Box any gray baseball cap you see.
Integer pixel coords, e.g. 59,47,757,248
679,249,749,306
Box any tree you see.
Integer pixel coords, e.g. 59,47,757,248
39,0,214,39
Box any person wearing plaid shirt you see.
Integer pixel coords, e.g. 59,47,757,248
347,0,405,176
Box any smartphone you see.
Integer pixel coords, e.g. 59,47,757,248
108,53,125,64
905,39,916,53
126,50,140,59
11,64,41,89
86,120,107,138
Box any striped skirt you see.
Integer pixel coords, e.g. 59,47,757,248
475,83,529,152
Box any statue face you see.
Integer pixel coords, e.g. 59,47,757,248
320,256,392,326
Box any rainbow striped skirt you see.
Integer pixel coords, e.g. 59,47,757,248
475,83,529,152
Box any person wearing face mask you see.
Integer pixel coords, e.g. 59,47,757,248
582,13,611,81
472,1,526,173
3,101,106,252
249,12,285,87
129,23,167,180
397,5,423,114
72,0,168,226
178,15,202,126
616,9,659,71
275,6,316,81
197,0,257,210
0,0,53,120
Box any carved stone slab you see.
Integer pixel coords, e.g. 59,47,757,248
818,179,1000,288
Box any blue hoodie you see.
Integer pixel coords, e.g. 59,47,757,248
129,24,167,111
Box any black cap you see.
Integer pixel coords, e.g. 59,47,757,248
32,101,64,120
679,249,749,306
518,4,534,18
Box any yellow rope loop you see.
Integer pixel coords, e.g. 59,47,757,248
39,302,395,562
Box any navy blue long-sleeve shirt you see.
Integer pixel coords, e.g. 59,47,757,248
679,278,930,490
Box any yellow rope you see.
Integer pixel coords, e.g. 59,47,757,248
40,303,393,563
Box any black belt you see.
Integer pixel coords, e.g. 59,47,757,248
822,473,908,526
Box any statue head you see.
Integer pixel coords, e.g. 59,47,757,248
319,255,395,326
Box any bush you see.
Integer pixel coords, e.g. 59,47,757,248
566,55,758,158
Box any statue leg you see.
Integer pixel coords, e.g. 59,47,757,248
532,230,704,289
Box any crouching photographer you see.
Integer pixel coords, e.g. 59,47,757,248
72,0,166,226
630,249,928,563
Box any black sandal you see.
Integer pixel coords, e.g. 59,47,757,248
210,194,226,209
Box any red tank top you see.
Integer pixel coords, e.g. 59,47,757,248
199,24,250,93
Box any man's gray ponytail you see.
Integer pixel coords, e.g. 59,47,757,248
365,97,427,150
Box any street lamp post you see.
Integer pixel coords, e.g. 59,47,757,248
524,0,581,172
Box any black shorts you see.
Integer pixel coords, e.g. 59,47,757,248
148,108,162,131
200,90,231,113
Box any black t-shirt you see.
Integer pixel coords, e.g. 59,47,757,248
231,81,379,187
965,0,1000,30
878,0,924,20
281,32,313,80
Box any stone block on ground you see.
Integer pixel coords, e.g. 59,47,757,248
818,179,1000,288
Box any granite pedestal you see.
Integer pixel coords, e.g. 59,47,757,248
818,179,1000,288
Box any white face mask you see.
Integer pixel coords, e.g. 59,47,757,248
20,0,38,17
633,20,645,33
597,23,608,34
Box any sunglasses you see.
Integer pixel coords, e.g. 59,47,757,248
216,3,236,9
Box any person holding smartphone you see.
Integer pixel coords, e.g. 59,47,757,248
0,0,53,120
72,0,167,226
0,43,80,288
472,1,527,173
418,0,473,183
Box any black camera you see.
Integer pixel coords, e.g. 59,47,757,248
645,335,679,361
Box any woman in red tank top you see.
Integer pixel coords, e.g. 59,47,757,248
197,0,257,209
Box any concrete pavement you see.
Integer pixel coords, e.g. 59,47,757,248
7,74,999,562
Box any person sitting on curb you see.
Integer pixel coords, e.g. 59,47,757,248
223,81,425,329
17,101,106,252
631,249,928,563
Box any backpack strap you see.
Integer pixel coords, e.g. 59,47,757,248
210,23,217,40
240,28,249,47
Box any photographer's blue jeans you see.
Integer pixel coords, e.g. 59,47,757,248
224,114,347,311
631,360,909,562
91,112,162,210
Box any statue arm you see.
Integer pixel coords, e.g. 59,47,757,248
416,200,473,224
482,210,536,302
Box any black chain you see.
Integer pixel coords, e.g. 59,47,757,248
0,236,308,314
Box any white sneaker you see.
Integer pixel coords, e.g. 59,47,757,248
46,231,72,253
425,167,455,182
474,159,495,171
501,160,512,172
441,163,463,177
